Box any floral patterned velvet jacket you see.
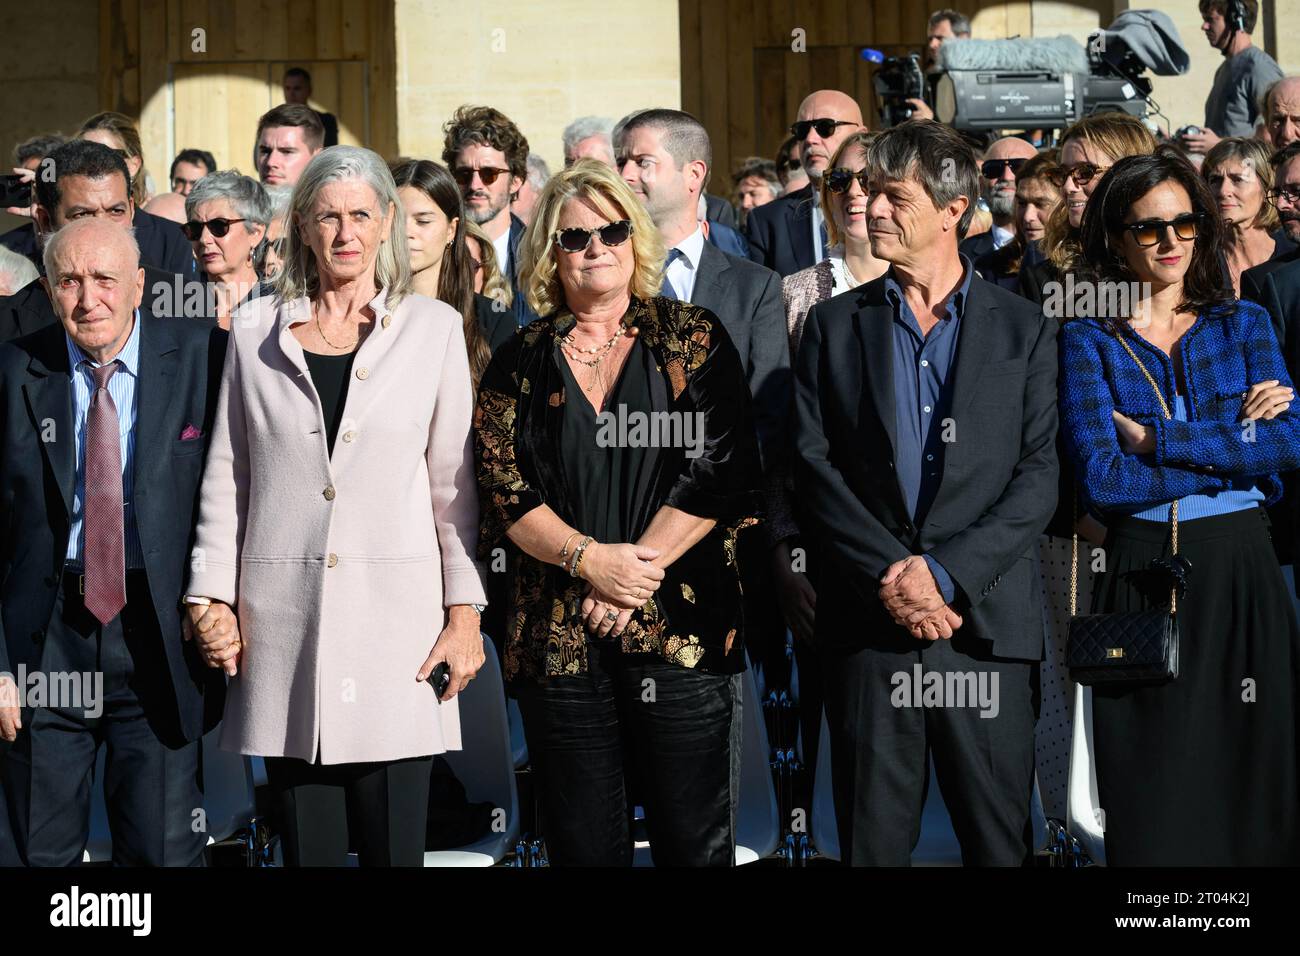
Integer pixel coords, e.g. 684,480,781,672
474,294,763,684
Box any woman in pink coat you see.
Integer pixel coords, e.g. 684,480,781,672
184,146,488,866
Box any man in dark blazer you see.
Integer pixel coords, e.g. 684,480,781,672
0,218,227,866
794,121,1058,866
958,136,1039,263
745,90,866,277
1,206,194,281
1242,142,1300,306
0,141,190,342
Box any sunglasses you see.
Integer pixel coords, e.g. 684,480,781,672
453,166,510,187
1268,184,1300,206
980,157,1028,179
779,158,802,173
1121,213,1203,247
1047,162,1111,189
789,118,855,141
825,167,870,194
552,220,634,253
181,217,247,240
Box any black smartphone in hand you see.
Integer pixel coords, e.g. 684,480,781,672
429,661,451,698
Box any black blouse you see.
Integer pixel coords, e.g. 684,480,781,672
303,349,356,456
475,296,763,684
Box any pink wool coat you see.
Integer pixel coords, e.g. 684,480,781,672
188,289,487,764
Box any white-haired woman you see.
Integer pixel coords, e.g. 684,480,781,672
184,146,488,866
475,159,762,866
183,170,271,328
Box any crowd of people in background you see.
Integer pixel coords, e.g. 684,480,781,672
1,0,1300,869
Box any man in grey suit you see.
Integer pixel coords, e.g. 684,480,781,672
615,107,794,697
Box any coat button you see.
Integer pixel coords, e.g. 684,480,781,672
323,485,336,500
381,316,391,329
327,553,338,568
356,367,369,380
342,431,355,443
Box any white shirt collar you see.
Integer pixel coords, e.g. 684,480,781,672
672,225,706,269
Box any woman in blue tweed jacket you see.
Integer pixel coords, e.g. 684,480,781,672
1059,149,1300,866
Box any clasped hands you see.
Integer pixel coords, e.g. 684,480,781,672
879,555,963,641
577,541,665,639
1112,379,1294,455
182,601,242,676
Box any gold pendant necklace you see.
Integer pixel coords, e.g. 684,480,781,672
314,303,359,350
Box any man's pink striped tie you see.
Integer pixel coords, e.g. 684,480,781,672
83,361,125,625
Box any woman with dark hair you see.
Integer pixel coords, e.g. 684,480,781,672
391,158,516,382
1059,148,1300,865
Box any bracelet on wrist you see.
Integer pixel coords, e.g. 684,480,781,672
559,531,583,560
568,536,594,578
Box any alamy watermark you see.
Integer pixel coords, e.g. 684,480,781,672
0,667,103,718
595,405,705,459
1041,275,1153,326
890,663,999,718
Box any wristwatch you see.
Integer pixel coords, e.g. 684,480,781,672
471,603,487,615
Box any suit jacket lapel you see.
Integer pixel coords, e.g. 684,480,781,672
853,284,899,465
133,313,178,502
22,325,75,518
691,240,727,312
788,186,815,269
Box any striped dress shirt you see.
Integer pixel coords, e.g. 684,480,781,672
65,310,145,568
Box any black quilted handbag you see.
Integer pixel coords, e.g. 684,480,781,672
1066,333,1183,686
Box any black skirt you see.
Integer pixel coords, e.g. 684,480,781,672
1090,507,1300,865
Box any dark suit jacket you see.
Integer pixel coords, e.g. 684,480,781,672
793,272,1058,660
0,313,227,741
958,230,995,262
0,264,186,343
474,292,518,355
706,220,750,259
1242,241,1300,308
704,193,738,230
1,210,194,279
506,212,541,328
744,183,818,278
689,240,791,479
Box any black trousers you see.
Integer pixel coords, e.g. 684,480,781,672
514,641,742,866
263,753,434,866
1,572,204,867
821,632,1038,866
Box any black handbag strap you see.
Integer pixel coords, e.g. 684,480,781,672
1070,330,1179,617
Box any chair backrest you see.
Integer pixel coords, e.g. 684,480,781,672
437,635,519,840
735,665,781,861
1066,682,1106,864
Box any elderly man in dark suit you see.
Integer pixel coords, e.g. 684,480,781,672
794,121,1058,866
0,218,227,866
0,141,188,343
745,90,865,277
1242,142,1300,305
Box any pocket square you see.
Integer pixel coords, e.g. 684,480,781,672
179,424,203,441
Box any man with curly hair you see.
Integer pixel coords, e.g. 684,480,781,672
442,105,537,325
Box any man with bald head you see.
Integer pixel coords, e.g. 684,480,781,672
959,137,1040,261
0,218,227,866
746,90,865,276
1265,76,1300,150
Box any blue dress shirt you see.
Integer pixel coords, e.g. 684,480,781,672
884,257,975,603
65,309,145,569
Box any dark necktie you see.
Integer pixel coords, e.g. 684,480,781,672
659,248,684,300
84,361,125,625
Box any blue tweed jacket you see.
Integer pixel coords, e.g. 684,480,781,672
1059,299,1300,516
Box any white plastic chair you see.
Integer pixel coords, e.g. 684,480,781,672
83,724,257,863
735,665,781,864
1066,682,1106,864
423,638,520,866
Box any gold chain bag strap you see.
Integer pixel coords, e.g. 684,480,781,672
1065,331,1181,685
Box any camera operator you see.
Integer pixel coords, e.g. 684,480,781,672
1183,0,1283,154
907,9,971,122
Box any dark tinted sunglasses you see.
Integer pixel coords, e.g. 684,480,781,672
553,220,633,253
789,118,855,141
980,157,1028,179
453,166,510,187
1047,162,1110,188
1122,213,1203,247
825,167,870,194
181,217,247,240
